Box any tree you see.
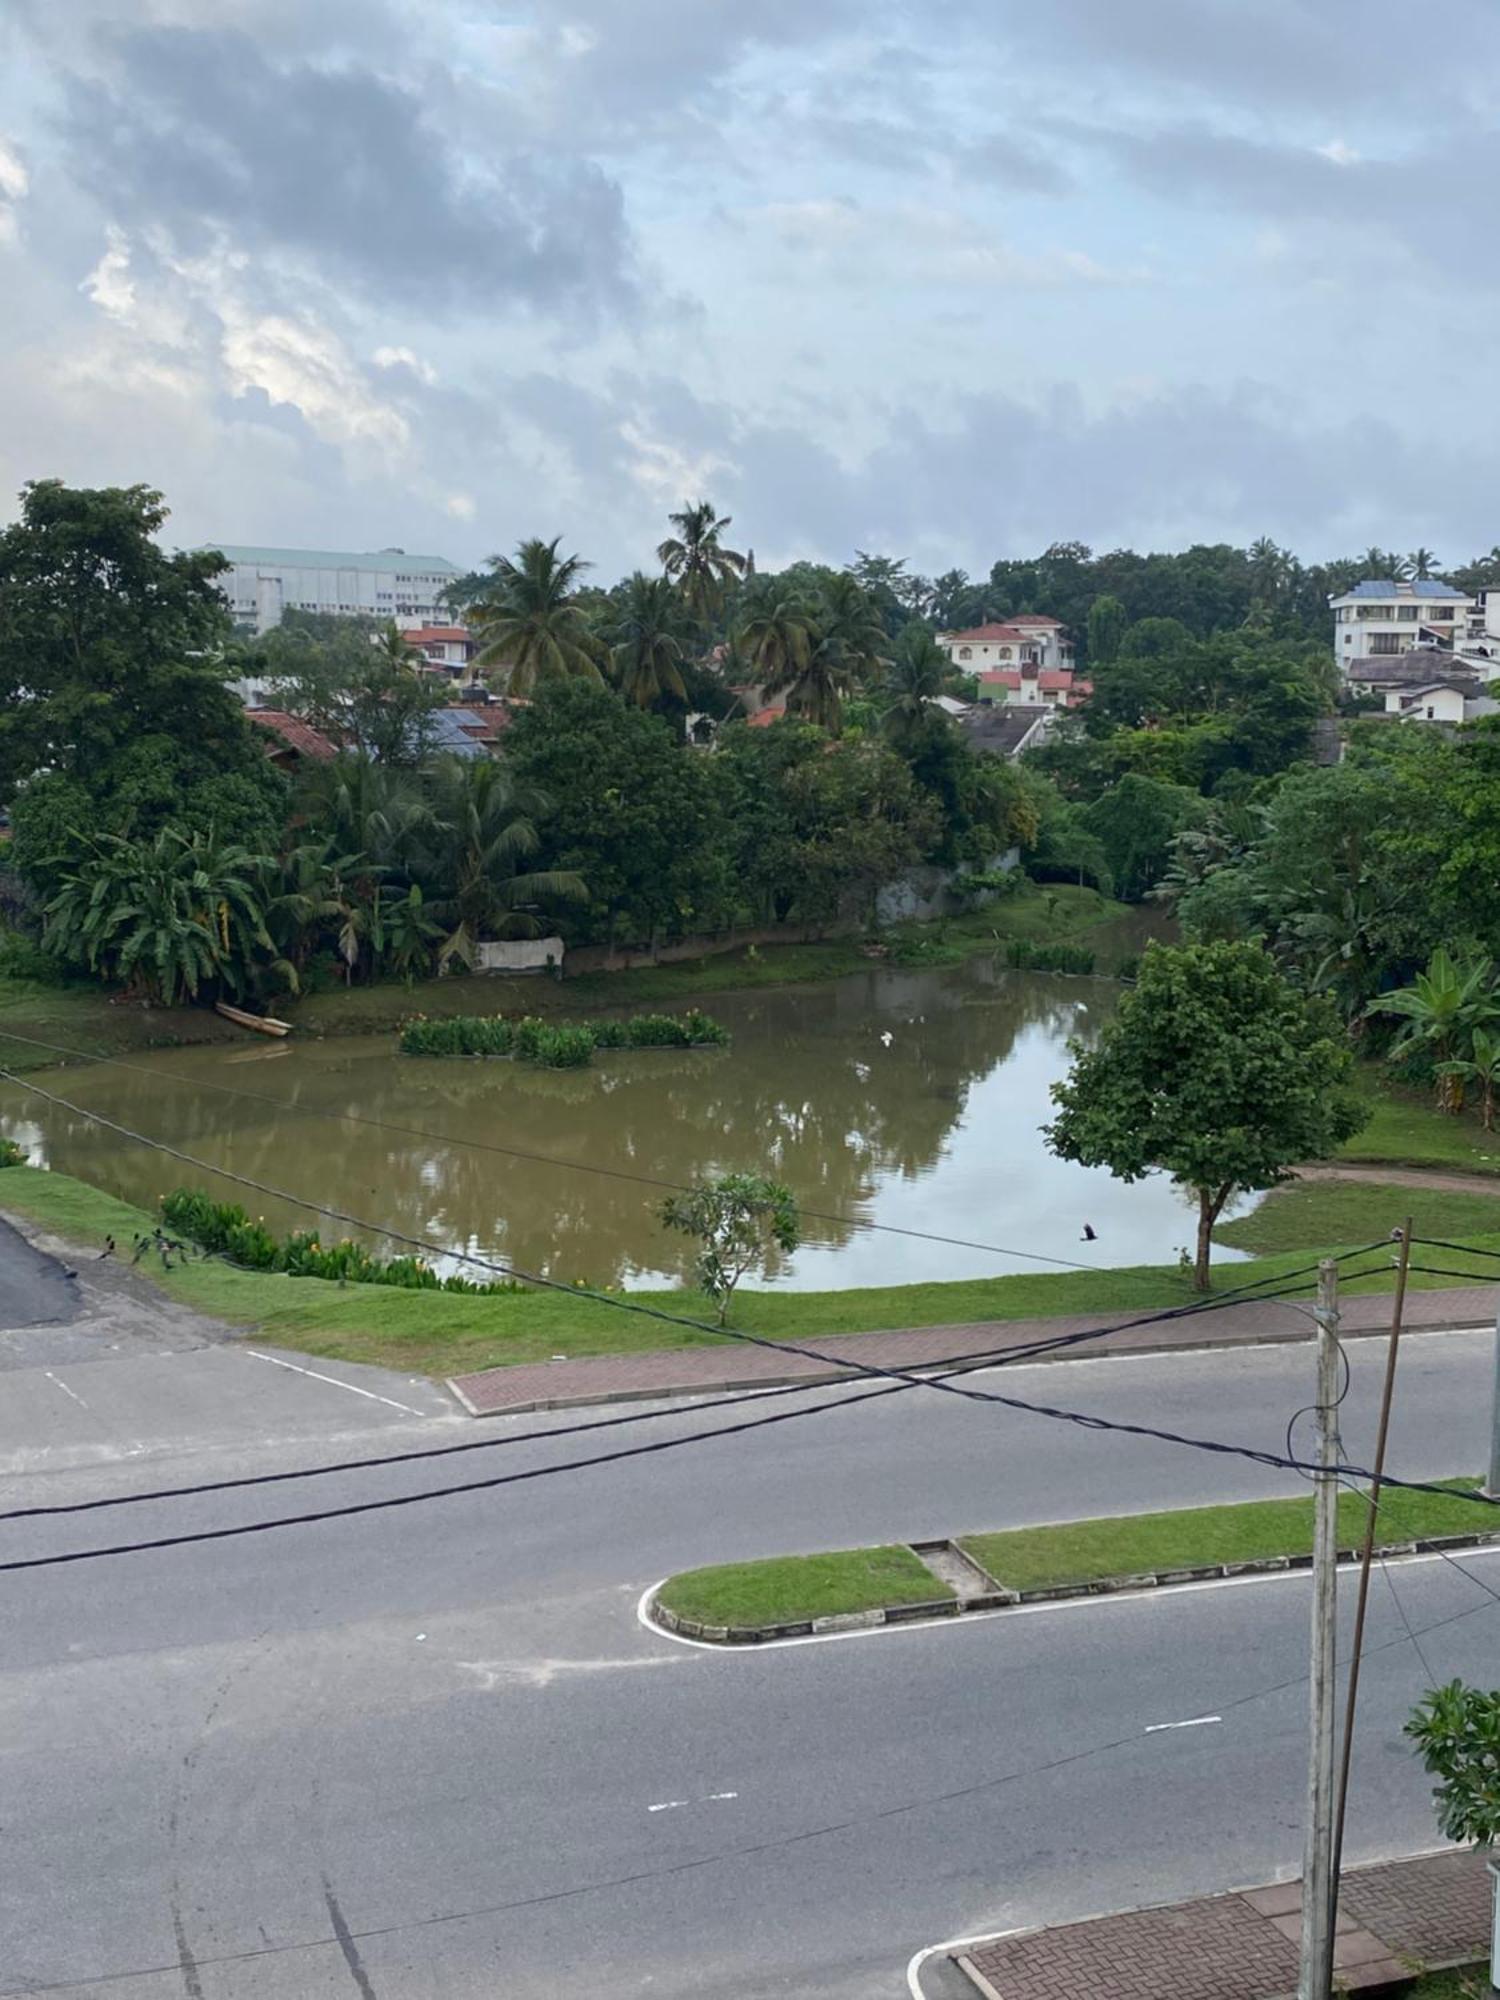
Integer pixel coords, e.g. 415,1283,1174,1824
1440,1025,1500,1131
1366,948,1499,1112
1085,593,1127,666
0,481,261,798
264,621,449,765
470,538,606,695
659,1174,800,1322
41,825,285,1004
754,573,887,732
376,621,424,669
656,500,746,623
879,624,947,747
1045,940,1367,1288
1405,1677,1500,1992
1082,774,1204,902
417,754,585,964
1408,547,1442,581
607,572,690,708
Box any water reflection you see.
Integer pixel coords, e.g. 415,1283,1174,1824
0,947,1238,1290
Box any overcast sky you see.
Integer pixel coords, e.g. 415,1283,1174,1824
1,0,1495,580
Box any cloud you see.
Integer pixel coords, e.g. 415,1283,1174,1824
0,137,28,244
747,197,1141,288
56,25,636,316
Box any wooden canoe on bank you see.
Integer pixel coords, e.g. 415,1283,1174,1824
215,1001,293,1038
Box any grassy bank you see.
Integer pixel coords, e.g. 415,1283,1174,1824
0,883,1129,1073
1215,1177,1500,1254
652,1481,1488,1633
3,1164,1498,1379
1339,1073,1500,1177
658,1547,949,1629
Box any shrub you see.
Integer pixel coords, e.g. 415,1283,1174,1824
1005,939,1096,975
399,1010,730,1064
159,1189,521,1294
0,1138,26,1167
885,933,968,968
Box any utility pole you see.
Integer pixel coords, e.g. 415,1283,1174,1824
1331,1222,1412,1905
1299,1257,1341,2000
1488,1294,1500,1500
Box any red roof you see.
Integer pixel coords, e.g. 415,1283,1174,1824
1008,614,1062,628
746,705,783,728
247,710,337,761
403,625,472,644
944,618,1068,643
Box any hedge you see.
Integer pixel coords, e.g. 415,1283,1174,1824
398,1009,730,1065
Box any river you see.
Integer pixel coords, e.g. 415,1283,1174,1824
0,927,1246,1290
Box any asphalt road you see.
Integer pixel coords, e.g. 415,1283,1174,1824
4,1328,1499,1998
0,1211,78,1334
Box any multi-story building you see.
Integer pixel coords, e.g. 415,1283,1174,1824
936,614,1075,672
1329,578,1472,667
206,544,462,633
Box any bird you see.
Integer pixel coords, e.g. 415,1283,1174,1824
879,1031,894,1047
98,1235,115,1260
1081,1223,1098,1242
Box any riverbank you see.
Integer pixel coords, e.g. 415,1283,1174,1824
3,1164,1497,1379
0,882,1130,1074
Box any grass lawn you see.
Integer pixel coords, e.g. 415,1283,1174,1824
959,1480,1486,1594
5,1163,1500,1378
1216,1178,1500,1255
1340,1072,1500,1177
1403,1969,1491,1998
0,884,1132,1073
655,1546,950,1629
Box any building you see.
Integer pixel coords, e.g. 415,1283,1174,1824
1329,579,1471,667
403,625,477,671
245,710,338,767
958,703,1054,759
1385,680,1500,725
937,615,1075,672
206,544,462,633
975,661,1091,709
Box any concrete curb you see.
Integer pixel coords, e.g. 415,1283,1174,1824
644,1526,1500,1647
446,1314,1490,1419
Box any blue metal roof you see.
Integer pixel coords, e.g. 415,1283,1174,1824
427,710,486,758
1348,578,1462,597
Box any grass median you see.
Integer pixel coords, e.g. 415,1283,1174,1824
4,1162,1500,1379
651,1481,1489,1636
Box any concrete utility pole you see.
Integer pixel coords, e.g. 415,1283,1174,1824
1299,1257,1341,2000
1488,1296,1500,1500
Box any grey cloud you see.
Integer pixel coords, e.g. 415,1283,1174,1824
58,25,635,315
957,130,1073,196
997,0,1500,114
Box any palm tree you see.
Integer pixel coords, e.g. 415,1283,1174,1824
1247,537,1291,606
608,573,689,708
657,500,746,623
1361,546,1411,581
1440,1026,1500,1130
470,538,606,695
880,625,947,746
1408,548,1442,581
376,621,424,669
736,584,813,707
418,755,586,967
1366,948,1500,1111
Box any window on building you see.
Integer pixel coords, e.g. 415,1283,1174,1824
1430,606,1454,620
1370,634,1404,654
1398,606,1419,621
958,646,971,661
998,647,1012,660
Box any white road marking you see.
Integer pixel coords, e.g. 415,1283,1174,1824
648,1792,737,1814
907,1926,1025,1999
647,1800,685,1813
243,1349,427,1416
707,1790,738,1801
43,1372,87,1408
457,1654,682,1692
1144,1713,1221,1734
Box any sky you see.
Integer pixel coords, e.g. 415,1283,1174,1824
1,0,1496,582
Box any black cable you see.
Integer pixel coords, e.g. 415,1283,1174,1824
1405,1261,1500,1285
0,1022,1214,1285
1411,1236,1500,1262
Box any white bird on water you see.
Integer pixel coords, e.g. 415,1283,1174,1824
879,1031,894,1047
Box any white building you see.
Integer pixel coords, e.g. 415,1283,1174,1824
206,544,462,633
936,615,1075,671
1385,679,1500,725
1329,578,1471,667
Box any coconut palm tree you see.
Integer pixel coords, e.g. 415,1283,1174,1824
1361,546,1412,580
470,538,607,695
608,573,689,708
736,583,813,705
418,755,585,967
1408,547,1442,581
1366,948,1500,1111
376,621,424,669
880,624,948,745
657,500,746,623
1248,536,1292,606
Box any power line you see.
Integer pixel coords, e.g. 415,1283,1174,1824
0,1019,1337,1287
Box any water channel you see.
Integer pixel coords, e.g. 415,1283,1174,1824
0,922,1248,1291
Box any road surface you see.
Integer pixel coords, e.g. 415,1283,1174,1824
3,1326,1498,1997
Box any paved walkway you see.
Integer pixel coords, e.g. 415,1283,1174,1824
449,1283,1498,1415
955,1847,1490,1998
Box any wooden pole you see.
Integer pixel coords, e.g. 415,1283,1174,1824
1299,1258,1342,2000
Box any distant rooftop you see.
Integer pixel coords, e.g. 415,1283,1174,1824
203,544,460,576
1339,578,1466,599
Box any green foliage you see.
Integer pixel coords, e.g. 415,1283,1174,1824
659,1173,801,1323
1369,950,1500,1113
1405,1680,1500,1846
1005,939,1096,973
1082,774,1205,902
159,1189,520,1293
250,617,450,765
398,1008,730,1063
1046,940,1368,1287
606,572,691,709
1085,592,1127,665
469,537,607,695
0,1138,26,1167
657,500,747,625
734,571,888,732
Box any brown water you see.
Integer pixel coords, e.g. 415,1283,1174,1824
0,921,1242,1290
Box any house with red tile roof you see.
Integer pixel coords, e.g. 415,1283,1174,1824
975,661,1092,709
936,615,1075,673
246,709,338,766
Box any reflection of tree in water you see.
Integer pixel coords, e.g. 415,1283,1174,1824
0,962,1121,1287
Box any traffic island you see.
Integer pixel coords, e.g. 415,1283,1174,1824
646,1480,1497,1645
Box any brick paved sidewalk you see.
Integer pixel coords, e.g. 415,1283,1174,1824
449,1284,1496,1417
954,1846,1491,1999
